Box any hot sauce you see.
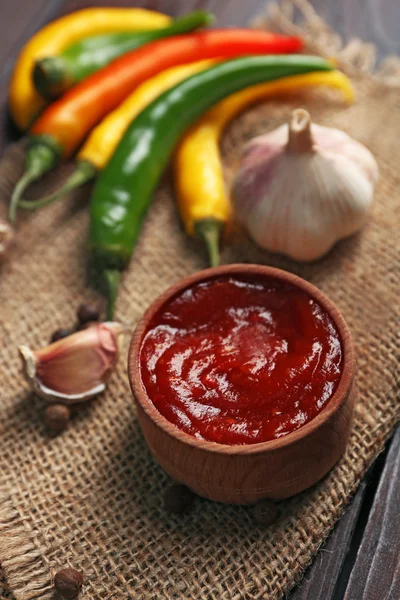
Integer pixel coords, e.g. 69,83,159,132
140,276,343,445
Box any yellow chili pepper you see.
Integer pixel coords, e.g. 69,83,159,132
17,60,215,213
9,8,171,130
174,70,354,266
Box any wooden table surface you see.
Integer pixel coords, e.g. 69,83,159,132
0,1,399,599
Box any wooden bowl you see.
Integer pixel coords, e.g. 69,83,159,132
128,264,355,504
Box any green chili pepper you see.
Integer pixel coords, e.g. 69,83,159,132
89,55,333,318
33,11,214,99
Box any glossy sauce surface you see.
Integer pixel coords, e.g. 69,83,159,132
140,276,343,445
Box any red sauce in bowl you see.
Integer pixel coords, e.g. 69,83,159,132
139,276,343,445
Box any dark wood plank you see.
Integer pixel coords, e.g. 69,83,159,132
312,0,400,61
54,0,267,24
0,0,64,155
290,482,367,600
344,427,400,600
0,0,64,83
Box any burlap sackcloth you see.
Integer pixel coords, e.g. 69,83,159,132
0,2,399,598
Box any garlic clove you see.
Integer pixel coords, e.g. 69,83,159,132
19,322,124,404
232,109,379,262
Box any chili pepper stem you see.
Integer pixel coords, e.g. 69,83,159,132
9,136,61,224
33,56,70,100
9,170,39,224
104,269,121,320
17,160,97,211
194,218,222,267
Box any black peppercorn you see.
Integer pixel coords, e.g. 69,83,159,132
54,568,83,599
77,303,100,325
44,405,70,433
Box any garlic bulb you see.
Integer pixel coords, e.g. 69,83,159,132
232,109,379,261
19,322,124,404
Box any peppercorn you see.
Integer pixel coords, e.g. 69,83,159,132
253,500,279,526
54,568,83,599
50,328,74,343
44,404,70,433
77,303,100,325
164,484,194,514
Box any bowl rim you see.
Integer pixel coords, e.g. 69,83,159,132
128,264,355,455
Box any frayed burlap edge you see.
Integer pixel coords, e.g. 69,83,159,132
0,491,53,599
0,1,399,599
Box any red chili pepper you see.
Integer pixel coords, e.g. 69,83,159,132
9,30,302,222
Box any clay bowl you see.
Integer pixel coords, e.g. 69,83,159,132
128,264,355,504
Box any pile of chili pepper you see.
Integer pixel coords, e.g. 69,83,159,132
8,6,354,319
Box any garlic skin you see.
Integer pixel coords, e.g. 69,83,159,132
232,109,379,261
19,322,124,404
